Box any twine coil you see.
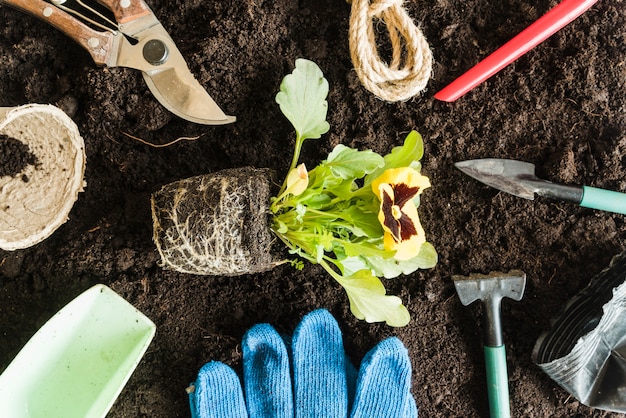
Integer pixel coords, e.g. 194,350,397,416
348,0,433,102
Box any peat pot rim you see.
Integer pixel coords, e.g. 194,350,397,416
0,104,86,251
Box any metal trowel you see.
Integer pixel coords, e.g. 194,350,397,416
455,158,626,215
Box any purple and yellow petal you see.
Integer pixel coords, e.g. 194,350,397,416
381,202,425,260
372,167,430,260
371,167,430,199
378,183,399,239
391,228,426,260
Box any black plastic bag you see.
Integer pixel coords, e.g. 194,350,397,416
533,252,626,413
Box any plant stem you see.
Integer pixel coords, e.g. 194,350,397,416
277,133,305,198
289,134,304,173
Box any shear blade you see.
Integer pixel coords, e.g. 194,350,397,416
116,21,235,125
142,68,235,125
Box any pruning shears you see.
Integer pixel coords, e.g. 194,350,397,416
0,0,236,125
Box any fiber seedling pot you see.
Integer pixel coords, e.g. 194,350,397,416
151,167,279,276
0,104,86,251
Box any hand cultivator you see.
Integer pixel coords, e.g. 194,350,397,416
453,271,526,418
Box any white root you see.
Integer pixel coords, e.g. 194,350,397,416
151,167,277,276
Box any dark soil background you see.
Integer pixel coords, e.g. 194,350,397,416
1,0,626,416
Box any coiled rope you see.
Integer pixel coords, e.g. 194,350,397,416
347,0,433,102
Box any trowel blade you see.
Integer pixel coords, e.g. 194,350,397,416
455,158,539,200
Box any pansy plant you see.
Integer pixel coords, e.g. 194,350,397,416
270,59,437,327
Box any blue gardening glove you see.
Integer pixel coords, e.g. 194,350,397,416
189,309,417,418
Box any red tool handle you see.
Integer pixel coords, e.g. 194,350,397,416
434,0,600,102
96,0,151,24
1,0,114,65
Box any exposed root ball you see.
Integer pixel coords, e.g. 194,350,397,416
151,167,278,276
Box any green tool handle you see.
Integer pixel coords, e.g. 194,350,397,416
580,186,626,215
484,345,511,418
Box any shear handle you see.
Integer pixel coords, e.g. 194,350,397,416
96,0,151,25
1,0,115,65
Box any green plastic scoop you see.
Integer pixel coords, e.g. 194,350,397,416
0,284,156,418
455,158,626,215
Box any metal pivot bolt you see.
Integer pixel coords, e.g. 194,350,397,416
143,39,168,66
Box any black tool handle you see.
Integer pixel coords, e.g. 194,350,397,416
532,179,583,203
482,298,504,347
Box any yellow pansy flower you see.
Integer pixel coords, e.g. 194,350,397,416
371,167,430,260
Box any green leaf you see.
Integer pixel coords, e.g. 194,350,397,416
297,191,332,209
348,241,438,278
338,256,369,276
274,220,288,234
325,145,384,180
385,130,424,168
341,239,391,258
366,131,425,184
341,241,438,278
275,59,330,141
335,270,410,327
326,179,358,201
341,206,383,238
290,259,305,270
295,203,307,222
305,166,341,194
413,241,438,268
